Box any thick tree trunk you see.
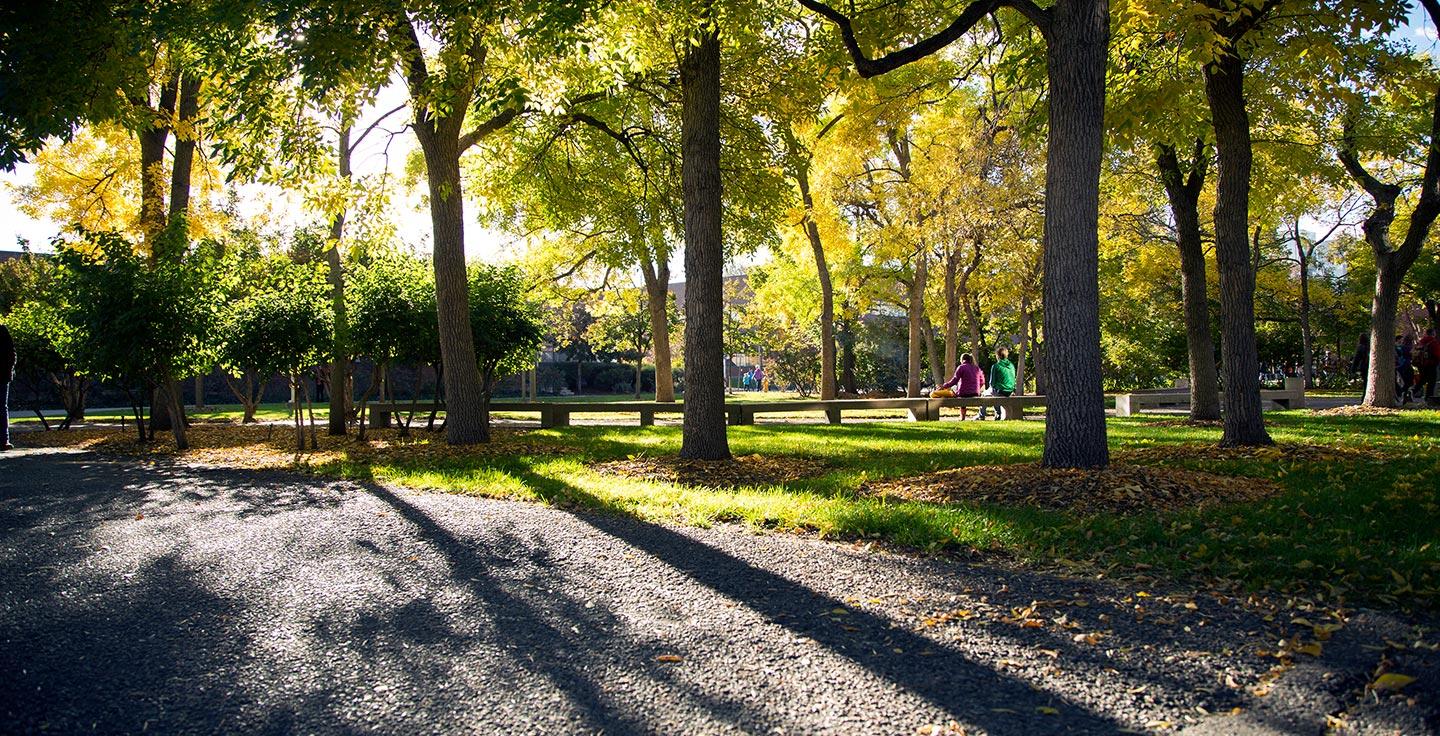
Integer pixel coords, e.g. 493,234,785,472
678,29,730,460
193,374,205,409
641,252,675,402
1040,0,1111,468
416,124,489,444
1156,142,1221,420
1363,255,1402,406
327,126,352,435
166,75,201,234
906,249,927,397
1204,54,1272,446
138,131,169,248
796,168,837,400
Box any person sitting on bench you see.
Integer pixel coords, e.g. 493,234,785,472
939,353,986,420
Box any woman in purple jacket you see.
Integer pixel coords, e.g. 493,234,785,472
939,353,986,420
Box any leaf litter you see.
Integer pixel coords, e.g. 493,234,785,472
594,454,829,488
864,463,1278,515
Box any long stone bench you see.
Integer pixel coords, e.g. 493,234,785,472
1114,376,1306,417
366,395,1049,428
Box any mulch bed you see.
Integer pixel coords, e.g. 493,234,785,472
1310,405,1408,417
1142,418,1226,428
593,454,830,488
863,463,1279,516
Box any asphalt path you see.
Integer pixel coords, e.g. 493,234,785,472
0,449,1433,735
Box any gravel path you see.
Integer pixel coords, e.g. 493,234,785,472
0,449,1434,735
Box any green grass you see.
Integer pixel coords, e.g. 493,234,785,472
301,409,1440,610
16,402,299,424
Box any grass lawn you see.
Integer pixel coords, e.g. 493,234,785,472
21,408,1439,610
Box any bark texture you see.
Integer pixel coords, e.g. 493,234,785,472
640,252,675,403
906,248,928,397
678,30,730,460
327,126,352,435
1204,53,1272,446
1039,0,1111,468
1155,141,1221,420
797,168,837,400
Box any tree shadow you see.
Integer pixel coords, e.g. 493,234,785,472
498,462,1132,734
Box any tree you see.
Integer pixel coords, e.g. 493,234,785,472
346,252,437,436
1334,6,1440,407
273,0,594,444
53,230,220,448
7,300,89,429
586,288,680,399
466,264,545,440
801,0,1112,468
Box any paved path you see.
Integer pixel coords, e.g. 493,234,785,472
0,450,1433,735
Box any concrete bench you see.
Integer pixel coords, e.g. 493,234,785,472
1114,376,1306,417
366,400,693,429
367,394,1052,429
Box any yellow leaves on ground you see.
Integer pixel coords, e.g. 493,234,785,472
654,654,683,663
21,424,557,471
864,463,1278,515
594,454,829,489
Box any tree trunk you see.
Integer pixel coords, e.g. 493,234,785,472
839,318,857,394
1297,239,1314,389
1017,294,1030,394
923,315,943,385
1204,53,1272,446
943,248,960,379
1363,254,1403,406
1156,141,1221,420
906,249,927,397
166,75,201,235
415,122,489,444
327,125,352,435
634,357,643,399
678,28,730,460
641,251,676,402
1039,0,1111,468
797,168,837,400
193,374,205,410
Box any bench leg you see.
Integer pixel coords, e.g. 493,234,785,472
551,410,570,427
726,406,743,426
639,409,654,427
826,407,842,425
1114,396,1133,417
539,408,554,428
368,409,390,428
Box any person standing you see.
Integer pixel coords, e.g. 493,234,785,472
1397,334,1416,404
0,322,14,450
1417,328,1439,401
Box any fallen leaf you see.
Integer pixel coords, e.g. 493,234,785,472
1371,673,1416,691
655,654,683,663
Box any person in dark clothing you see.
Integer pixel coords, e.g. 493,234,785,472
0,323,14,449
1397,334,1416,404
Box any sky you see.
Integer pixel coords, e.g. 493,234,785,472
3,7,1438,265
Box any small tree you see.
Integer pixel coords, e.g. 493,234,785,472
766,327,822,398
219,258,331,449
585,288,680,398
7,300,89,428
468,264,544,441
347,252,436,437
55,230,220,448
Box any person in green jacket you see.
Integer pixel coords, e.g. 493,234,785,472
982,347,1017,420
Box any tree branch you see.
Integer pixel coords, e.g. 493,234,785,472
796,0,1037,78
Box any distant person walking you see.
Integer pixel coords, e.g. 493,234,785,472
753,365,766,393
0,322,14,449
1417,328,1439,400
1396,334,1416,404
939,353,985,420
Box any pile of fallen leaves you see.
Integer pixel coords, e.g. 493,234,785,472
1142,418,1225,429
1116,442,1379,465
863,463,1278,515
17,424,555,470
594,454,829,488
1310,404,1406,417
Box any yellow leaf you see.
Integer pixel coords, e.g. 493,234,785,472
1295,642,1323,657
1371,673,1416,691
655,654,683,663
1036,706,1059,715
